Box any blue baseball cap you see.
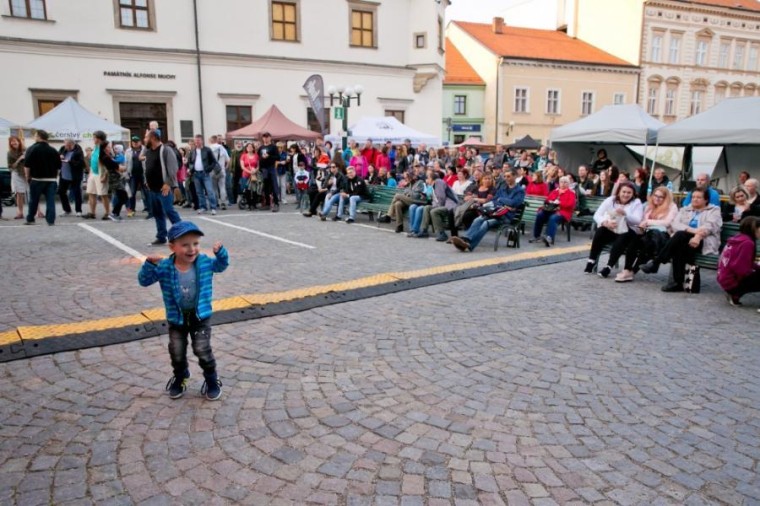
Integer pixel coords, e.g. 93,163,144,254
168,221,204,242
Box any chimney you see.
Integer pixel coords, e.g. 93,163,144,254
492,17,504,34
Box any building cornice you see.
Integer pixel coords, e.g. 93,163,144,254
646,0,760,22
502,58,640,74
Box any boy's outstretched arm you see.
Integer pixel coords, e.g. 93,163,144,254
212,242,229,273
138,257,161,286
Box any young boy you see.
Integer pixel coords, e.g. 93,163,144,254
138,221,229,400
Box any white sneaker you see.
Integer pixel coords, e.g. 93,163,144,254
197,209,206,215
211,209,217,215
75,212,82,217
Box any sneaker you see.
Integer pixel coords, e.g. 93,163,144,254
436,232,448,242
197,209,206,215
319,212,326,222
395,224,403,233
332,215,341,222
221,203,227,210
543,235,553,247
127,211,135,218
640,260,659,274
661,282,683,293
101,215,110,220
75,212,83,217
725,293,743,307
108,214,118,222
406,231,418,238
149,239,167,247
584,260,596,274
303,212,314,218
416,231,429,239
377,215,391,224
23,221,35,225
201,373,223,401
62,212,71,217
451,236,470,252
528,236,543,243
211,209,217,216
165,369,190,399
615,270,634,283
598,266,611,279
272,205,279,213
346,218,355,224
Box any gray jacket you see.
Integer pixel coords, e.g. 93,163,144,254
125,146,146,177
671,204,723,256
431,179,458,210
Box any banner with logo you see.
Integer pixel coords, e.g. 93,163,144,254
303,74,326,135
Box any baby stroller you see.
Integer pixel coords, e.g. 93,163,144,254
238,176,262,210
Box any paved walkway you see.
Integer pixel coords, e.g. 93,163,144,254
1,259,758,505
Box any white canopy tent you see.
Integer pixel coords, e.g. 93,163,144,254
344,116,440,147
653,97,760,192
26,97,130,142
549,104,666,175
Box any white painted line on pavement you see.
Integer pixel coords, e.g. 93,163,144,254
78,223,147,261
207,212,302,218
198,217,316,250
353,223,395,233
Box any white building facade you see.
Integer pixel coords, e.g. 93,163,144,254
0,0,447,143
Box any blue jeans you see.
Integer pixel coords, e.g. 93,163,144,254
533,210,565,241
151,190,182,242
343,195,364,220
462,216,498,250
193,170,217,211
408,204,425,234
226,171,235,205
322,193,342,216
27,180,57,224
129,177,152,215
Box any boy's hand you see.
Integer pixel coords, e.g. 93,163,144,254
145,255,163,264
213,241,223,253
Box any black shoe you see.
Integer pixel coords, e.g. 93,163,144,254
150,239,167,246
436,232,448,242
395,224,403,233
272,205,279,213
378,215,391,224
166,369,190,399
640,260,659,274
201,372,222,401
346,218,355,224
303,212,313,217
332,215,341,222
661,282,683,293
416,231,429,239
598,266,611,278
584,260,596,274
23,221,35,225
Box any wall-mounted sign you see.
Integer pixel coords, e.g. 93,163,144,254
452,124,481,132
103,71,176,80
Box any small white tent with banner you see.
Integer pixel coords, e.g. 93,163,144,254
655,97,760,191
549,104,666,175
344,116,440,147
26,97,130,142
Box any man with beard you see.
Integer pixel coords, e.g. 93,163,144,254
144,129,181,246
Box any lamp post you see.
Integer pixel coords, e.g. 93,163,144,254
327,84,363,152
445,117,452,145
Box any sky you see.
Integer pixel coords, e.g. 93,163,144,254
445,0,557,29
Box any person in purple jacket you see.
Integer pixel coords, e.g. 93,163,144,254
717,216,760,309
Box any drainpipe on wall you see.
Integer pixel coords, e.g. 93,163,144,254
193,0,205,138
494,57,503,144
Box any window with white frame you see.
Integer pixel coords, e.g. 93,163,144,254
10,0,47,19
613,93,625,105
546,89,560,114
453,95,466,115
647,87,658,115
514,87,528,113
669,36,681,64
749,45,759,72
695,39,708,66
690,90,703,116
581,91,594,116
650,33,663,62
733,43,745,70
664,87,676,116
719,41,731,68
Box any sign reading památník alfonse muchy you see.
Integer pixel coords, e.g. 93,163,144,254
103,71,176,79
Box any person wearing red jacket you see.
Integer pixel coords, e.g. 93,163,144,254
529,176,576,247
526,170,548,197
360,140,378,168
717,216,760,308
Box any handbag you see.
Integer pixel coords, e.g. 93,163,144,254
683,263,701,294
542,202,559,213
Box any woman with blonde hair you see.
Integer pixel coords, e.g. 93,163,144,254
616,187,678,282
723,186,759,223
7,136,27,219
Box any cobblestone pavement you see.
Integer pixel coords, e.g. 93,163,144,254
0,202,593,332
1,260,758,505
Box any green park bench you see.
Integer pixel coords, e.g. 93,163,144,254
356,185,399,222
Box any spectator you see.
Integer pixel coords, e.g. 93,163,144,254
526,170,548,197
303,165,329,217
682,173,720,206
360,139,378,168
126,135,150,217
84,130,118,220
7,135,27,219
583,182,644,277
451,169,525,252
426,172,460,242
593,169,613,197
337,166,369,224
577,165,595,196
208,135,230,210
407,170,435,237
258,132,280,212
745,178,758,207
641,167,673,198
366,165,380,185
738,171,751,186
451,168,470,197
187,135,218,215
632,167,649,200
57,139,85,217
529,176,577,247
379,171,421,232
591,148,613,174
455,172,494,231
144,129,181,246
641,188,722,292
444,166,457,187
616,187,678,282
717,216,760,307
723,186,760,223
293,160,310,211
318,163,348,221
23,129,61,226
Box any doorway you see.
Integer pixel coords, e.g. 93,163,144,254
119,102,168,142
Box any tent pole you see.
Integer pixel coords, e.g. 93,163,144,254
642,139,648,176
647,141,659,196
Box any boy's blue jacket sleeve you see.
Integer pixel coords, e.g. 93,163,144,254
138,260,159,286
213,246,229,273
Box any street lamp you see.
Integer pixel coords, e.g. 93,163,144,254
327,84,363,151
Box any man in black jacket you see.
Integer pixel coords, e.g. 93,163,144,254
258,132,280,212
58,139,86,216
186,134,218,214
338,166,369,224
24,129,62,225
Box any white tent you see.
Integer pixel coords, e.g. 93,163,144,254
27,97,129,142
347,116,440,147
0,117,24,138
549,104,666,174
654,97,760,191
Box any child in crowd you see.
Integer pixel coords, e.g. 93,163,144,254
293,161,310,211
138,221,229,400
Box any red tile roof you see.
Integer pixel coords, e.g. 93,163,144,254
453,21,636,67
680,0,760,12
444,39,485,85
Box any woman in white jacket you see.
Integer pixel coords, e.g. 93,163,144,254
584,182,644,277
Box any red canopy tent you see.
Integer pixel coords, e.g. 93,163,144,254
226,105,322,141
